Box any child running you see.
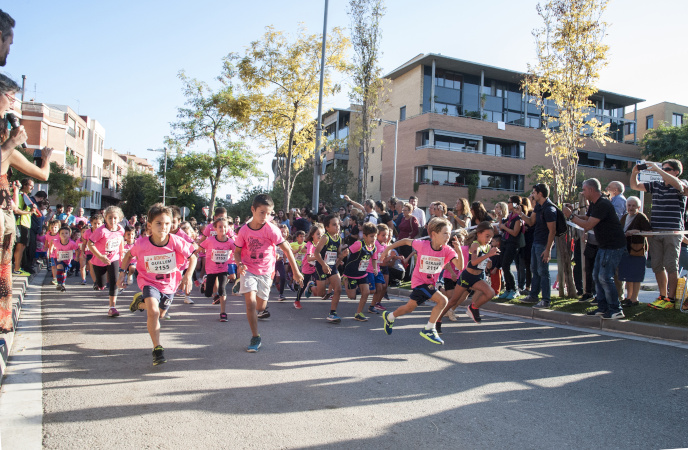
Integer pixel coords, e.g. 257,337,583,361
342,222,378,322
123,226,136,285
296,224,323,310
198,217,235,322
380,217,464,344
234,194,303,352
439,221,499,325
52,225,79,292
88,206,126,317
368,224,390,314
80,216,101,286
120,204,197,365
289,230,307,291
308,215,343,323
44,219,60,285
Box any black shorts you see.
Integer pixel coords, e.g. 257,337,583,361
458,270,485,289
315,264,338,280
143,285,175,311
443,277,457,291
16,225,29,246
346,276,367,290
410,284,436,305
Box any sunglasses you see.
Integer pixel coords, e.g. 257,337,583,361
662,167,675,172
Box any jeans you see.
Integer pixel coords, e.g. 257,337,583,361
500,242,519,291
593,247,627,314
530,242,551,303
679,245,688,275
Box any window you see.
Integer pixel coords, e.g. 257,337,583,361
370,175,374,182
646,115,654,129
673,113,684,127
624,122,635,135
400,106,406,121
372,146,374,154
423,133,479,152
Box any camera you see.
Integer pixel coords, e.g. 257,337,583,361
636,159,647,171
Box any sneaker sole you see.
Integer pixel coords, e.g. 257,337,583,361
354,316,368,322
466,306,481,324
326,318,342,324
152,357,167,366
419,331,443,344
246,346,261,353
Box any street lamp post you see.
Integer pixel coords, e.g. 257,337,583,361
377,119,399,197
148,147,168,206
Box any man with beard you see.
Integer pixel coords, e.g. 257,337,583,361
0,10,14,66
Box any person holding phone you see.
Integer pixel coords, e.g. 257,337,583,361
496,196,524,300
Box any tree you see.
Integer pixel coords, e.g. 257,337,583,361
641,119,688,175
120,170,162,218
221,25,351,213
348,0,386,199
522,0,612,298
169,71,262,214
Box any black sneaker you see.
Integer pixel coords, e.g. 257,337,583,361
579,293,594,302
212,294,221,305
466,304,482,323
152,346,166,365
436,321,443,334
257,308,271,319
586,309,606,316
59,285,66,292
93,282,99,291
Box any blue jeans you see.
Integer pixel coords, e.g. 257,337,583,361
679,245,688,275
530,243,550,303
593,247,627,313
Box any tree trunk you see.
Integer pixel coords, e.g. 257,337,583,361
555,233,576,298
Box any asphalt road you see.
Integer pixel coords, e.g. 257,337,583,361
4,273,688,449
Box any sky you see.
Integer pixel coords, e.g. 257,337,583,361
4,0,687,202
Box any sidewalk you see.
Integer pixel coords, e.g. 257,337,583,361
0,271,38,385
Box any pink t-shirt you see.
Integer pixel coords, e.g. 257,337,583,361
129,234,195,294
45,232,59,258
366,241,384,273
411,240,458,288
203,223,236,240
200,236,236,274
301,242,317,275
174,228,196,244
234,221,284,276
36,234,46,252
89,224,125,266
81,228,93,255
53,239,79,263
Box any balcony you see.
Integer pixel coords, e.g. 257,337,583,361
101,186,120,200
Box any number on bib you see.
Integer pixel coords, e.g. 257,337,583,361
57,250,72,261
325,251,337,265
358,258,369,272
418,255,445,274
212,250,229,264
144,252,176,275
106,239,119,252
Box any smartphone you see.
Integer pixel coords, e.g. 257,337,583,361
636,159,647,171
512,202,519,208
340,194,345,199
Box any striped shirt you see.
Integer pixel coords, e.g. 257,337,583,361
643,181,688,230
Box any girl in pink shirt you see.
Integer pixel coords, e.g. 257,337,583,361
119,203,197,366
380,217,463,345
295,224,323,310
53,225,80,292
44,219,60,285
369,224,391,313
198,217,235,321
87,206,125,317
79,214,102,286
123,226,137,285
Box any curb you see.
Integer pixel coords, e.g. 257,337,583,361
0,272,36,384
387,287,688,344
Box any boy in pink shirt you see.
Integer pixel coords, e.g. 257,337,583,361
53,225,80,292
119,204,196,366
87,206,125,317
198,217,235,322
123,226,137,285
79,214,102,286
234,194,303,352
44,219,60,285
380,217,464,344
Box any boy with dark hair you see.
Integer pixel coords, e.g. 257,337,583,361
234,194,304,352
0,9,15,67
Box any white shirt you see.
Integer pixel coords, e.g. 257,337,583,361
412,207,426,227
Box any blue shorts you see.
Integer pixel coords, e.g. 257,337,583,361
227,263,237,276
366,272,385,289
410,284,436,305
48,257,57,268
142,285,175,311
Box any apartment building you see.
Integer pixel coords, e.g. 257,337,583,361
82,116,105,211
365,53,644,209
102,148,128,207
321,106,358,174
624,101,688,143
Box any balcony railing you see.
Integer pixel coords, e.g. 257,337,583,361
416,144,524,159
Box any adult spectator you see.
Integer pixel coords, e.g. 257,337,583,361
118,212,129,229
64,205,77,226
388,197,399,219
630,159,688,309
497,196,524,300
392,199,404,231
0,74,53,332
375,200,395,233
56,204,69,223
618,196,651,307
470,201,489,226
448,198,471,229
516,197,534,296
27,190,47,272
518,184,556,308
408,195,426,227
607,181,626,219
277,209,290,229
429,201,448,219
342,195,377,224
565,178,627,319
13,178,35,275
0,9,14,67
396,202,420,281
292,212,312,234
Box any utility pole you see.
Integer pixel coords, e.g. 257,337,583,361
311,0,328,215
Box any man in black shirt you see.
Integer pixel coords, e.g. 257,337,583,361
564,178,627,319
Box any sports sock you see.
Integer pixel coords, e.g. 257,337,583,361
388,312,395,321
424,321,434,330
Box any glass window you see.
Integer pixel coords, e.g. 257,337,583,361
673,113,683,127
400,106,406,121
646,115,654,129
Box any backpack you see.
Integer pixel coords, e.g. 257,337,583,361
553,204,567,237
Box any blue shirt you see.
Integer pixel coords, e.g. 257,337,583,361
610,194,627,219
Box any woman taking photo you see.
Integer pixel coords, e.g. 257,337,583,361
497,196,524,300
0,74,53,332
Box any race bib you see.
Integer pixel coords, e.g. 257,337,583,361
57,250,73,261
418,255,445,274
358,257,370,272
325,251,337,265
144,252,176,274
296,252,305,262
212,249,230,264
477,258,489,270
106,238,119,252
